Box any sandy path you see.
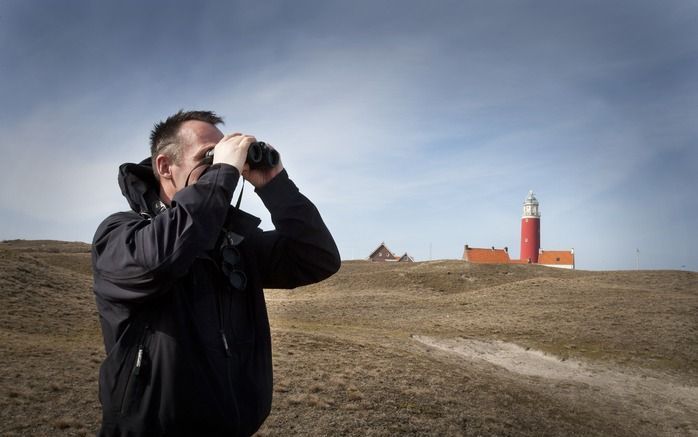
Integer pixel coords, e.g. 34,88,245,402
413,335,698,436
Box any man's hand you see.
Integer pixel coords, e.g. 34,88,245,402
242,143,284,189
212,133,256,173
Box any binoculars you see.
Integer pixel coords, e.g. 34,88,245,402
204,141,280,169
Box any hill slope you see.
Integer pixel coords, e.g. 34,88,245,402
262,260,698,437
0,240,101,436
1,241,696,436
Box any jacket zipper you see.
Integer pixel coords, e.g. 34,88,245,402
220,329,232,357
213,260,241,434
120,324,149,414
199,256,241,433
134,344,144,375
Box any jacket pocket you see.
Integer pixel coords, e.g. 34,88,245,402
119,325,151,416
99,324,140,414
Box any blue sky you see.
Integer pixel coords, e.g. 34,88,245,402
1,1,696,270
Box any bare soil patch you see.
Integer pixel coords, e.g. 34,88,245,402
413,335,698,435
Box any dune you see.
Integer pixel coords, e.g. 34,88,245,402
1,241,696,436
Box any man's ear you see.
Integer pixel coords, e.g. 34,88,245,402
155,154,173,180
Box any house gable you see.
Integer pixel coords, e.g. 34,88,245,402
368,242,397,262
397,253,414,262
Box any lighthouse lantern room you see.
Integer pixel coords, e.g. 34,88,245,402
520,190,541,263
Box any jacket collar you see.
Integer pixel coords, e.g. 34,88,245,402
117,157,165,219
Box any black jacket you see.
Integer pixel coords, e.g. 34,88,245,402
92,159,340,436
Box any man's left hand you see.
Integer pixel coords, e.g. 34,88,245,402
241,144,284,188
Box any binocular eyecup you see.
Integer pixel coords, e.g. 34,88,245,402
204,141,279,169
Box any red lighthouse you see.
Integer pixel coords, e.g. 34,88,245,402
520,190,541,263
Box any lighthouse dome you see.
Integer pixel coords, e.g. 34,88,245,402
523,190,541,217
527,190,537,202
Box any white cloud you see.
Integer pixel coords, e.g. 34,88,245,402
1,1,696,270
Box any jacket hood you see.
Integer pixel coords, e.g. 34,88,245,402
118,157,166,218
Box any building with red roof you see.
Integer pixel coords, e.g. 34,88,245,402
463,191,575,269
462,245,511,264
538,250,575,269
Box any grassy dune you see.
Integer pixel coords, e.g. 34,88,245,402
1,240,696,436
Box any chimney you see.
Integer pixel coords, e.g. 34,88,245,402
504,246,508,253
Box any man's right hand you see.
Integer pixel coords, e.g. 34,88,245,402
212,133,257,173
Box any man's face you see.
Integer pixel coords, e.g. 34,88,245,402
169,120,224,190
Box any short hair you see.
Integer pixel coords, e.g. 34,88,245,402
149,110,224,178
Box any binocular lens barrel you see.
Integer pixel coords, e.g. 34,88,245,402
248,142,280,169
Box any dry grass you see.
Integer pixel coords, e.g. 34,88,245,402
1,241,697,436
263,261,698,436
0,240,102,437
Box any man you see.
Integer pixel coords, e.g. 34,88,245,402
92,110,340,436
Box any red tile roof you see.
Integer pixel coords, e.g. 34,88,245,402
463,247,511,264
538,250,575,266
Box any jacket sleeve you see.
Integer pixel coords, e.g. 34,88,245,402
248,169,341,289
92,164,240,302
